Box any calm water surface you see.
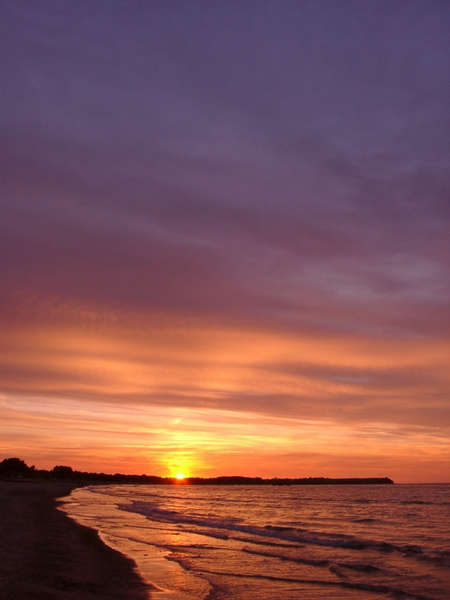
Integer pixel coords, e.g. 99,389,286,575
62,484,450,600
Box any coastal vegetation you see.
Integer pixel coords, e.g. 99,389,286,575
0,458,393,485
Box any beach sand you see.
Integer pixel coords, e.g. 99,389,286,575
0,481,150,600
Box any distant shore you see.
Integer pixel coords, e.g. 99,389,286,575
0,481,150,600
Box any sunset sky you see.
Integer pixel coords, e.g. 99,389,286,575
1,1,449,482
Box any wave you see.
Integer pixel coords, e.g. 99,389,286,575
89,485,450,508
336,561,382,573
191,567,435,600
118,500,430,557
185,528,230,540
233,535,303,548
242,546,329,566
242,547,388,574
418,549,450,568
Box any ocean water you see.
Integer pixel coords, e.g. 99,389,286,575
61,484,450,600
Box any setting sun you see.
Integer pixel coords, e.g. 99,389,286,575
175,473,185,481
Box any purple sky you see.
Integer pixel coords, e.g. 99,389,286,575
1,1,449,480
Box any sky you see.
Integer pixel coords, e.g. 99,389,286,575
1,1,449,482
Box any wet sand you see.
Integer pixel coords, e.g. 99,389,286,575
0,481,150,600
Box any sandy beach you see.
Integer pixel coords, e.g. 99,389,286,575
0,481,150,600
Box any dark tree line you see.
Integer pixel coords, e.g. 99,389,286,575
0,458,393,485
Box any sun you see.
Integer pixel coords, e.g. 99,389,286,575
175,472,185,481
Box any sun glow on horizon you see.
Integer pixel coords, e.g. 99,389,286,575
162,449,205,480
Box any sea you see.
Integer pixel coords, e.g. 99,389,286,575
61,483,450,600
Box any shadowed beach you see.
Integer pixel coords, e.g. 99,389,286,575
0,481,150,600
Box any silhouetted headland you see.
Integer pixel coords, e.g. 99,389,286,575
0,458,394,485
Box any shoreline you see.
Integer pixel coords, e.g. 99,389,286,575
0,480,150,600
